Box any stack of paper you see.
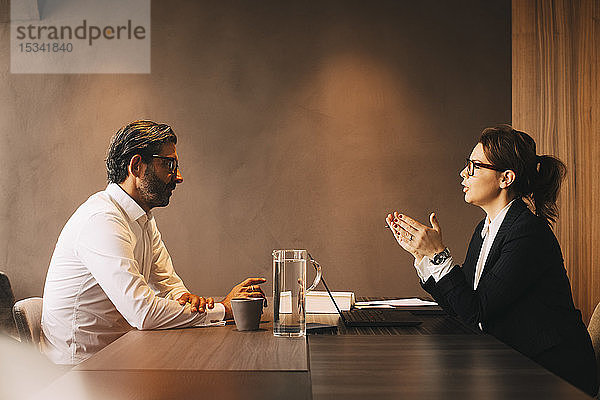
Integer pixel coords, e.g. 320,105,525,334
307,291,355,313
277,291,355,313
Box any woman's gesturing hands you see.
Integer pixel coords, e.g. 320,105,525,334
386,211,446,261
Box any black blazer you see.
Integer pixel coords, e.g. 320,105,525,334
422,199,597,395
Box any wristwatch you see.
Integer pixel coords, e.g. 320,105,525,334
432,248,451,265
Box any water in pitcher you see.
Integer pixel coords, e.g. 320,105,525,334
273,258,306,337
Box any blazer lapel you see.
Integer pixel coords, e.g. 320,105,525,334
463,219,485,284
480,199,528,280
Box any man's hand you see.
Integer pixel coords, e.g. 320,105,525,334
176,292,215,313
222,278,267,320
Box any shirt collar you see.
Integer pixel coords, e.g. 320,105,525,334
105,183,153,224
481,199,516,239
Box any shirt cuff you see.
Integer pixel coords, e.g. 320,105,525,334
414,256,433,282
206,302,226,324
190,302,226,327
426,255,454,283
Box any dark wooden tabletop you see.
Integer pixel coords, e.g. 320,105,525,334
308,334,592,399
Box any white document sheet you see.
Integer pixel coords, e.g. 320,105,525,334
354,298,438,307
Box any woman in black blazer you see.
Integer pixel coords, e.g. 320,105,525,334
387,125,598,396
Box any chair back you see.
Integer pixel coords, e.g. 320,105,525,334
588,303,600,393
0,271,16,336
12,297,43,347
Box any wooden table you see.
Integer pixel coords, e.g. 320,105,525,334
32,370,311,400
309,335,589,399
36,316,310,400
34,307,593,399
76,323,306,371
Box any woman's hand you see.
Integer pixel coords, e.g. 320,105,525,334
386,211,446,260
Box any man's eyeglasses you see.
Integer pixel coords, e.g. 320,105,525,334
464,158,504,176
151,155,179,174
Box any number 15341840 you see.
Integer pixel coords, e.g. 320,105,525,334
18,42,73,53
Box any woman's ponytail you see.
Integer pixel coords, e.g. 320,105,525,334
532,155,566,226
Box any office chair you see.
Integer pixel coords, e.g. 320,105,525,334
13,297,44,350
0,271,16,337
588,302,600,398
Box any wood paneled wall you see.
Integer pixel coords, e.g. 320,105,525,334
512,0,600,323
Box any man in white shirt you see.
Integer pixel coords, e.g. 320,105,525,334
42,120,266,365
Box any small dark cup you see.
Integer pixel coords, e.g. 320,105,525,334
231,298,264,331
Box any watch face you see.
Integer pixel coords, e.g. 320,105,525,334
433,249,449,265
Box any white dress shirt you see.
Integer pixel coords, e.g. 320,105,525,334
42,183,225,365
472,199,515,289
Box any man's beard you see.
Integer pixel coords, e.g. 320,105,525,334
139,165,176,209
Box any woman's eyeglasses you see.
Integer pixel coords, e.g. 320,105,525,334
464,158,504,176
151,155,179,174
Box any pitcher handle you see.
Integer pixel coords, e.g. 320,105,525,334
306,253,322,293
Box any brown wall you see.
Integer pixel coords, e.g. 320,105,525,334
0,1,510,301
512,0,600,323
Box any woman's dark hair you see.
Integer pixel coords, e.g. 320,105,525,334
106,120,177,184
479,125,566,226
